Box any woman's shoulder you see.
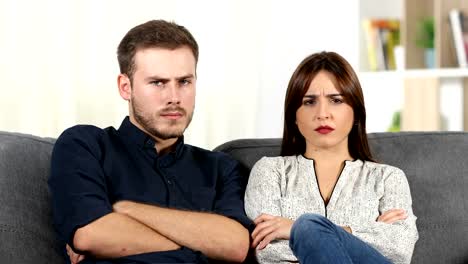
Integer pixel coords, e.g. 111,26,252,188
362,160,406,179
251,155,301,175
254,155,299,166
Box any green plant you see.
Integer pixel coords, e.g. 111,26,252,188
387,111,401,132
416,17,435,49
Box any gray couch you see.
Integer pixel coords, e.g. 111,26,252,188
0,131,467,263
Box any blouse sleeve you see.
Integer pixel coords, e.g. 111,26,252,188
349,167,419,264
244,157,297,263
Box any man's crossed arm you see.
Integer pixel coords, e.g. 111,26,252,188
73,201,249,262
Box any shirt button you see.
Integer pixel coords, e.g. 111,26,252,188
167,180,172,185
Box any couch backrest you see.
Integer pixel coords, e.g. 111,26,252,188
1,131,467,263
214,131,468,264
0,132,63,263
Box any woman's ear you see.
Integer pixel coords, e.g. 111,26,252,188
117,74,131,101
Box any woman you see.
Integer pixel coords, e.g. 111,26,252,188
244,51,418,264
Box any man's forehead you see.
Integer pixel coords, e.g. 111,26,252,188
133,47,196,78
135,46,195,60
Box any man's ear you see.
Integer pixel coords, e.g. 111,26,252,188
117,74,131,101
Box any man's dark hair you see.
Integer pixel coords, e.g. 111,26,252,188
117,20,199,81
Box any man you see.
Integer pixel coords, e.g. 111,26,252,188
49,20,251,264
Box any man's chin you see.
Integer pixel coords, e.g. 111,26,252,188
151,127,186,140
146,118,191,140
159,133,182,140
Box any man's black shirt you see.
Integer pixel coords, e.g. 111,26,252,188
49,117,252,263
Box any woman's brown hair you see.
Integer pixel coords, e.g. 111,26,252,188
280,51,374,161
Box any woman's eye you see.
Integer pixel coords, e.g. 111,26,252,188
303,100,316,105
331,98,343,104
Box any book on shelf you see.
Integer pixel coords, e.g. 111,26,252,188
449,9,468,67
362,18,400,71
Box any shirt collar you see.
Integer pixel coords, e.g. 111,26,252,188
117,116,185,159
298,155,363,168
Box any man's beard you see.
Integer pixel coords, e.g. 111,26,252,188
131,97,193,140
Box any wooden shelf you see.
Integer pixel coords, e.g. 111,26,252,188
360,68,468,79
360,0,468,132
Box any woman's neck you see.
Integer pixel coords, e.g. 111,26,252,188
304,147,352,165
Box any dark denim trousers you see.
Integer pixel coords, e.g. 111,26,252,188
289,214,391,264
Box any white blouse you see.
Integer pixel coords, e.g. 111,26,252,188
244,155,418,264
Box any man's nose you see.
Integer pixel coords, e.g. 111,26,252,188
167,83,181,105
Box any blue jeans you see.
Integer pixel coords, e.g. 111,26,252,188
289,214,391,264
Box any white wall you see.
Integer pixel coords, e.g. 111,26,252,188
1,0,401,149
253,1,360,138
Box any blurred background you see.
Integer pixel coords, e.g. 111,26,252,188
1,0,467,149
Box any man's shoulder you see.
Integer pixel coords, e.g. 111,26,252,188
184,144,238,166
56,124,116,144
53,125,118,155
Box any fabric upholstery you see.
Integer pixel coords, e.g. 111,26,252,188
0,132,62,263
0,131,467,263
214,132,468,264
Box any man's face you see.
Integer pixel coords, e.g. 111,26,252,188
127,46,196,140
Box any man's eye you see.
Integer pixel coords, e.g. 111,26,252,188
180,79,191,86
150,81,164,86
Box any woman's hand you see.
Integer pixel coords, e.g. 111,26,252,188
66,244,85,264
251,213,294,250
377,209,407,224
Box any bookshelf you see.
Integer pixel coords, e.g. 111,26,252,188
361,68,468,78
360,0,468,131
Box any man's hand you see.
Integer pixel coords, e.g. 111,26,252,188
251,213,294,250
66,244,85,264
377,209,407,224
111,200,249,262
113,200,134,215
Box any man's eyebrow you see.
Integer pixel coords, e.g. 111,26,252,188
176,74,195,80
145,76,170,82
144,74,195,82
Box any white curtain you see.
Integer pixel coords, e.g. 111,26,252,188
0,0,360,149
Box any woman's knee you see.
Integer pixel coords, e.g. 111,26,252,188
293,213,329,232
290,214,331,246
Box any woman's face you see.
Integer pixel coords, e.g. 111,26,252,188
296,70,354,153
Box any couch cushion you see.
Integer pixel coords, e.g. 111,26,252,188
214,131,468,264
0,132,63,263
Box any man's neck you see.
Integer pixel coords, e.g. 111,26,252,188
128,116,180,155
154,138,179,155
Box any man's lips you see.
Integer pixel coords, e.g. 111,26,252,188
161,112,183,120
315,126,334,134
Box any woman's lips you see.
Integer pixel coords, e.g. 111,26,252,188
315,126,334,134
